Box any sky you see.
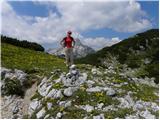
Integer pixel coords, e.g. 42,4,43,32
1,0,159,50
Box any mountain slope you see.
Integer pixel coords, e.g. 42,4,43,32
47,38,95,58
1,38,159,119
76,29,159,83
1,43,67,74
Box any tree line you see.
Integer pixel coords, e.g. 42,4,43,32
1,35,45,51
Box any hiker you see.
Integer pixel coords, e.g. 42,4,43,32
60,31,75,67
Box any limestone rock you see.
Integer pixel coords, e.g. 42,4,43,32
36,107,46,119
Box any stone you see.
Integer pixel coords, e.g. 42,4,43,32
117,94,134,108
4,72,14,79
62,77,72,86
81,104,94,112
93,114,105,119
44,114,50,119
63,87,77,97
14,69,27,81
86,80,95,88
106,88,116,96
29,99,41,111
59,101,66,106
70,69,79,75
97,103,104,109
91,68,97,75
36,107,46,119
103,105,117,111
45,89,55,98
38,83,52,97
56,112,62,119
47,89,63,99
1,67,11,79
65,101,72,108
86,80,95,85
70,64,76,70
139,110,156,119
47,102,52,110
133,102,144,110
54,90,63,98
12,105,19,114
125,114,139,119
54,78,61,83
86,86,103,92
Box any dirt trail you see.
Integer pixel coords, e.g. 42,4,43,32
22,82,38,115
1,82,38,118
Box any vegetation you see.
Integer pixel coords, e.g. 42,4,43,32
76,29,159,83
1,43,67,75
1,35,45,51
1,78,25,96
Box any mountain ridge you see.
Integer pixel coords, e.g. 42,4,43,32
76,29,159,83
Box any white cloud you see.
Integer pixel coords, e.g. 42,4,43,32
83,37,121,50
1,0,152,50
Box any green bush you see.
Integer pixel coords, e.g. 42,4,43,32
1,78,25,96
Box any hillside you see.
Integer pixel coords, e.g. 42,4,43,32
1,35,45,52
1,34,159,119
76,29,159,83
1,43,67,74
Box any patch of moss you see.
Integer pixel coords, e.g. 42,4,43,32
62,106,87,119
132,84,158,102
121,82,158,102
45,105,61,118
52,83,63,89
104,108,135,119
30,91,43,100
149,109,159,119
112,78,128,84
70,90,119,106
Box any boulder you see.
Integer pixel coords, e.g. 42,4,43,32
36,107,46,119
63,87,75,97
38,83,52,97
47,89,63,99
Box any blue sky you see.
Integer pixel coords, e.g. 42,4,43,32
1,0,159,50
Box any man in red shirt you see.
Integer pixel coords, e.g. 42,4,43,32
60,31,75,67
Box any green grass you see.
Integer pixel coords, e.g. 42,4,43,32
104,108,135,119
2,43,67,75
121,82,158,102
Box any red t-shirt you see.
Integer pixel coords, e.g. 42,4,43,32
65,37,73,48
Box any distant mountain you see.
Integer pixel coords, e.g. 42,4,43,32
47,38,95,58
76,29,159,83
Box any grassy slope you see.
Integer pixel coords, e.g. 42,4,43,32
76,29,159,81
76,29,158,65
1,43,67,74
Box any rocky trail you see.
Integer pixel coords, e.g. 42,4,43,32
0,63,159,119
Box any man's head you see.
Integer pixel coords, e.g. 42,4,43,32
67,31,72,36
